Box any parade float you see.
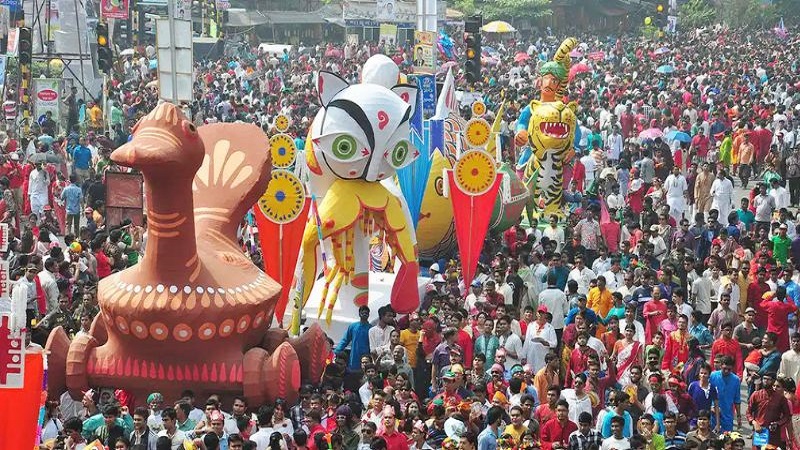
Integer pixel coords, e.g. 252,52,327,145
515,37,579,219
45,103,330,407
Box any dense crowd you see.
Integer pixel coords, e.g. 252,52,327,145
5,14,800,450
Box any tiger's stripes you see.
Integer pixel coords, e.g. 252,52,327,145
552,38,578,99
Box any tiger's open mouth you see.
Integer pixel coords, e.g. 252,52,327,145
539,122,570,139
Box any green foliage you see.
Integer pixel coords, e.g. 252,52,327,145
454,0,551,23
677,0,716,29
639,24,662,39
718,0,777,28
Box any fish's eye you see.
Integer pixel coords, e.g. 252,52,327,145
182,120,198,137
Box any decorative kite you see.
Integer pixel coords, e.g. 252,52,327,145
445,110,503,286
254,116,311,326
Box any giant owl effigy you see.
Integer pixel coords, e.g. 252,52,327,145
294,55,421,324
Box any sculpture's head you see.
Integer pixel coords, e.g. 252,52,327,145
526,100,578,153
112,102,205,177
305,58,419,183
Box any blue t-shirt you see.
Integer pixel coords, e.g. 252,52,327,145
71,145,93,170
60,183,83,215
710,370,740,431
599,410,633,438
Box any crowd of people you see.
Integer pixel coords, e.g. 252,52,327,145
5,10,800,450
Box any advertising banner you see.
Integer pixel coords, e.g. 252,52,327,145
32,79,61,131
412,30,435,74
379,23,397,45
100,0,129,19
410,73,436,118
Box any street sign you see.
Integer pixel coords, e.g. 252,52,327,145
156,17,193,102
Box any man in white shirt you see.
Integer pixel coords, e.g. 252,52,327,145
368,306,396,356
664,166,689,222
157,407,188,450
538,273,569,336
605,125,623,163
601,258,625,292
497,315,524,370
37,258,59,313
753,182,776,231
770,178,791,210
568,255,596,296
601,416,631,450
780,333,800,385
710,169,734,221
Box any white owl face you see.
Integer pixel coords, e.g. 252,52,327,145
310,71,419,182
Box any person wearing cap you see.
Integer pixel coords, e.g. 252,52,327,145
522,304,557,374
747,371,790,447
465,279,484,315
377,405,409,450
772,223,792,266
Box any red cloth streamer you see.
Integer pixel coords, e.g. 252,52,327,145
447,173,502,288
253,199,311,326
0,347,44,449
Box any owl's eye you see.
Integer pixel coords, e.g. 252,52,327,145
390,141,409,168
331,135,358,160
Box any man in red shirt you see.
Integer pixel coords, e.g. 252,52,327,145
760,286,799,352
747,372,791,448
304,410,326,450
378,405,409,450
540,399,577,450
710,322,744,376
748,268,771,329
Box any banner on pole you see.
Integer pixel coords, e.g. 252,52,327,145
410,73,436,119
412,30,436,74
0,223,9,252
0,56,7,88
379,23,397,46
0,313,24,389
101,0,129,19
6,27,17,56
32,79,62,132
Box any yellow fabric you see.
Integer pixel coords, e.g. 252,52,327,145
400,328,420,366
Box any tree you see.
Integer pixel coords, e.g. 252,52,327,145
718,0,777,29
677,0,716,29
453,0,551,24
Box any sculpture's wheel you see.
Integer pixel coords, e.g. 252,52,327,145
44,323,330,407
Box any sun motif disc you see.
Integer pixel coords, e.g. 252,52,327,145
471,101,487,117
274,114,291,132
269,134,297,168
454,150,497,196
258,170,306,223
465,118,491,149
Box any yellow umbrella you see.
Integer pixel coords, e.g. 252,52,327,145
481,21,516,33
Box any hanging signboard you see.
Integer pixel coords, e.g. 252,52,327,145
100,0,129,19
32,78,62,131
412,30,435,74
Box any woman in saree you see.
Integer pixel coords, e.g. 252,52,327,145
681,338,706,385
611,323,643,388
